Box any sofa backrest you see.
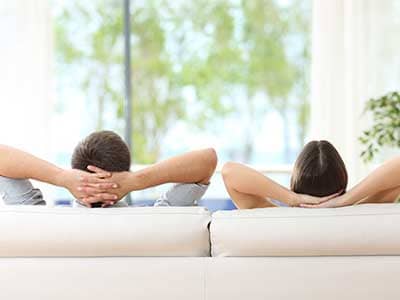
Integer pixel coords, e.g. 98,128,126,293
3,203,400,258
0,206,211,257
210,203,400,257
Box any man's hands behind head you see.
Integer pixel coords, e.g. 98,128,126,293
78,165,133,207
57,168,120,207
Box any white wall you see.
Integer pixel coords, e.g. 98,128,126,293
0,0,55,200
310,0,400,186
0,0,53,157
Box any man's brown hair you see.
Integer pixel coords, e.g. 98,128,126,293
71,131,131,172
290,140,348,197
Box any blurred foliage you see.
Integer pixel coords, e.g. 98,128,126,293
359,91,400,163
54,0,311,164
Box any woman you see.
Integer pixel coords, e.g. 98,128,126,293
222,140,400,209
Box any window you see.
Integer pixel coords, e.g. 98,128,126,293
51,0,312,203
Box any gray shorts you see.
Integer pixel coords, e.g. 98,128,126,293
0,176,45,205
0,176,208,208
153,183,209,207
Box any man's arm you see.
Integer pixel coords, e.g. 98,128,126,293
0,145,118,204
0,144,64,184
80,148,218,203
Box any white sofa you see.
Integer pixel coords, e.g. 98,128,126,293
1,204,400,300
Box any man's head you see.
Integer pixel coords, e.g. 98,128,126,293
290,140,348,197
71,131,131,172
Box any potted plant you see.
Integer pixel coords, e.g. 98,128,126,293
359,91,400,162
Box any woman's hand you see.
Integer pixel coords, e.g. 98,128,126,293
291,191,343,207
57,168,119,207
299,194,350,208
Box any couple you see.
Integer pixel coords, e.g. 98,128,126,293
0,131,399,208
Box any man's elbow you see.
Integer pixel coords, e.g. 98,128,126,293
199,148,218,181
204,148,218,172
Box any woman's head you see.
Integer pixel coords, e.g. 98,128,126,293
290,140,348,197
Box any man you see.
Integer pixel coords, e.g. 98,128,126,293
0,131,217,207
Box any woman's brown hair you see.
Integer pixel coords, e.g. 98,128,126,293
290,140,348,197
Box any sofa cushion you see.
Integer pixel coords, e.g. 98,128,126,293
0,206,211,257
210,203,400,257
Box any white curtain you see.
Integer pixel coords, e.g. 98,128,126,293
310,0,400,186
0,0,53,158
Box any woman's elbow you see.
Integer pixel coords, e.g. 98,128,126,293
221,161,240,184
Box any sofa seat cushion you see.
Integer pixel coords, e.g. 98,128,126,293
211,203,400,257
0,206,211,257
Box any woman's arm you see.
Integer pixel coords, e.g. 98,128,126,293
221,162,295,208
0,145,117,204
301,156,400,208
221,162,336,209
